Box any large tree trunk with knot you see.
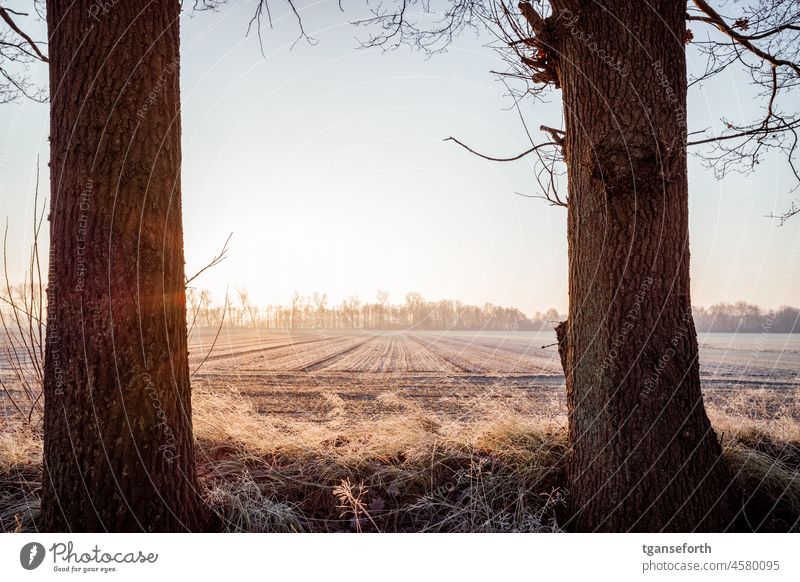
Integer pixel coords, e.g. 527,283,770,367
551,0,734,532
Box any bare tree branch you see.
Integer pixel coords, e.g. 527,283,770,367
0,6,47,62
185,233,232,287
692,0,799,75
445,136,558,162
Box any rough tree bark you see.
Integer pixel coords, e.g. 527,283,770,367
549,0,735,531
42,1,207,531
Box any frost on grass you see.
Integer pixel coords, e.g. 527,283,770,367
1,382,799,532
205,472,306,532
193,384,569,532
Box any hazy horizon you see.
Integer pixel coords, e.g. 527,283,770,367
183,285,799,315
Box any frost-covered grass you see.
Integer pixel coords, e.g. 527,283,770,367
1,386,798,532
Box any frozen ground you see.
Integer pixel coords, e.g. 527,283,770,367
184,329,799,422
189,329,800,383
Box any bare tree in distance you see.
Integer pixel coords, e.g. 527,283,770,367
356,0,800,531
377,290,390,329
313,292,329,328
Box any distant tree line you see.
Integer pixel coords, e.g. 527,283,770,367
186,289,563,331
185,290,798,333
692,303,799,334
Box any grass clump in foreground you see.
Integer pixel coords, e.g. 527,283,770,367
194,388,568,533
1,387,799,532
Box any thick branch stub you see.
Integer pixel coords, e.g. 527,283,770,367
518,1,546,35
555,319,569,376
541,124,565,148
517,2,561,87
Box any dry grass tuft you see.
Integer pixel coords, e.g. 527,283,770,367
205,472,307,532
0,420,41,532
710,402,800,532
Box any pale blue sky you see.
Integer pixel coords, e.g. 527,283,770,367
0,1,798,314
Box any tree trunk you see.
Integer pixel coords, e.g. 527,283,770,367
42,1,207,531
550,0,734,531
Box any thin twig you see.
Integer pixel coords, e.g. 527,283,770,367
445,136,558,162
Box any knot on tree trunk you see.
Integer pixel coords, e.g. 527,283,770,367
584,139,672,200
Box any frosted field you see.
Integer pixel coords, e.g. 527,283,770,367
697,332,800,385
188,329,800,384
190,330,563,375
184,329,800,421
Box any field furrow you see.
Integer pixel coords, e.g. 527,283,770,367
423,334,562,374
295,335,377,372
406,334,476,373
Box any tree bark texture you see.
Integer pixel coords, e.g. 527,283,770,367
42,0,206,532
550,0,734,532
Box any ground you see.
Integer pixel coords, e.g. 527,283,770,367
191,329,566,422
189,328,799,423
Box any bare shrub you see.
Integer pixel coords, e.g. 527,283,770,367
0,169,46,428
